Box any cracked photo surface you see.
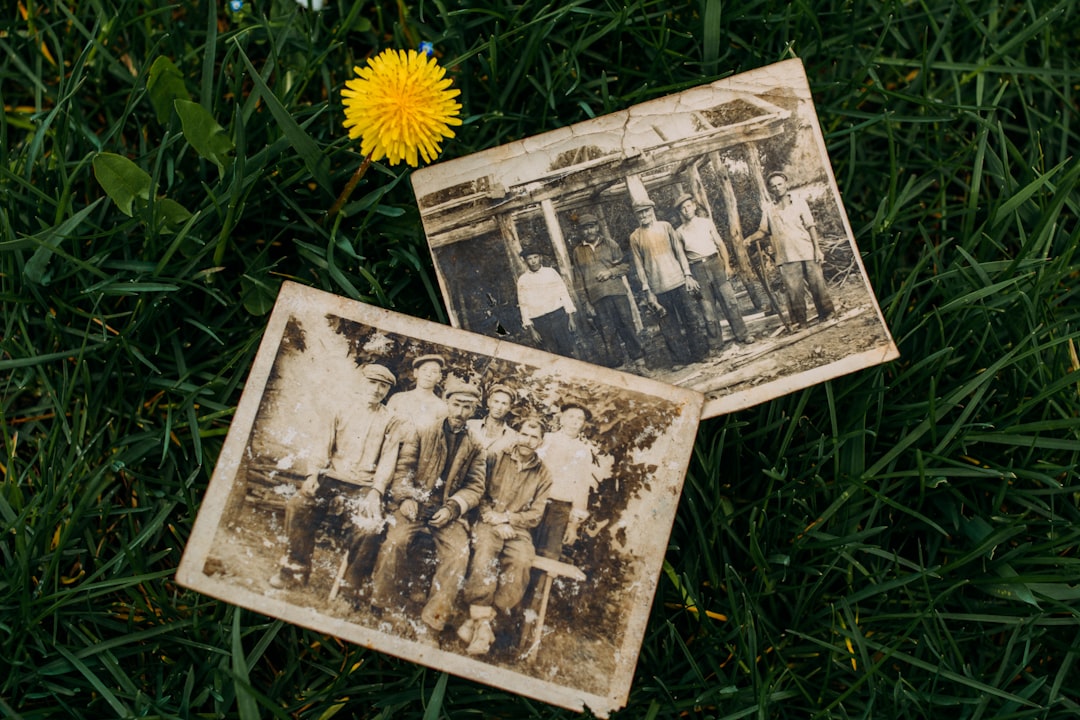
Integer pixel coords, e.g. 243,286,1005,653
412,59,898,418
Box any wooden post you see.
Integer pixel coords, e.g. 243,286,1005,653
710,149,769,311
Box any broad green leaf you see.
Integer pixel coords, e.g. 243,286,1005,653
175,99,235,175
156,197,193,232
240,275,280,316
146,56,191,124
92,152,151,217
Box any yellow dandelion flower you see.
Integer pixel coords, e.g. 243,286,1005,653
341,48,462,168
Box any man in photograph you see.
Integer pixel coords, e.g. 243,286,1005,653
515,247,578,357
534,399,607,558
745,172,835,329
268,363,408,592
369,378,487,646
466,383,518,454
674,193,755,348
386,354,448,427
457,416,552,656
571,213,646,371
628,199,708,367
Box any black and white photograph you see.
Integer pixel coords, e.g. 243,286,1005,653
176,282,703,717
412,59,899,418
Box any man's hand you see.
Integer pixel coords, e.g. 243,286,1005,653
684,276,701,294
568,314,577,333
428,504,458,528
595,269,612,282
525,325,542,344
300,473,320,497
355,488,382,519
399,498,419,521
481,508,510,525
646,291,666,317
495,523,516,540
562,522,580,546
584,303,597,320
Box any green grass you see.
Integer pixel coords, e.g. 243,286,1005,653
2,0,1079,717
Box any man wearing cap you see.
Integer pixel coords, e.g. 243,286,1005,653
515,248,578,358
369,378,487,645
386,354,448,428
745,172,835,329
457,416,552,656
674,193,755,347
534,399,609,558
269,363,410,592
628,199,708,366
570,212,646,370
466,383,518,455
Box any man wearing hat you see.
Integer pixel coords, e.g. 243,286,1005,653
386,354,448,428
466,383,518,454
744,171,835,329
628,199,709,367
534,399,610,558
457,415,552,656
369,377,487,646
674,193,755,347
515,247,578,357
269,363,410,592
570,212,646,370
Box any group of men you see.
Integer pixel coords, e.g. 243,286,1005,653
514,172,834,368
267,353,603,655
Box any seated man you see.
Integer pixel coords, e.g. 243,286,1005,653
458,417,552,656
269,364,408,591
369,379,487,646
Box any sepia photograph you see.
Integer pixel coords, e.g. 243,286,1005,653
412,58,899,418
176,281,703,717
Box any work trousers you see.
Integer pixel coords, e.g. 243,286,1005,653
282,477,378,579
370,510,471,631
689,255,751,343
592,294,643,362
779,260,835,326
654,285,708,364
463,523,536,612
529,307,576,357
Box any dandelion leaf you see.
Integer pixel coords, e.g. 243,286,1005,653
175,99,235,175
92,152,151,217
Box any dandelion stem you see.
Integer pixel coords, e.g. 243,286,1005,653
322,153,372,227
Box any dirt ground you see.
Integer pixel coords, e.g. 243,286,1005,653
203,504,617,698
642,281,893,402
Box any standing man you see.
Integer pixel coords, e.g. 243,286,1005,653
457,416,552,656
369,379,487,646
515,248,578,357
628,199,709,367
386,354,448,427
466,383,518,454
674,193,755,347
534,400,607,558
571,213,646,371
269,364,408,592
745,172,835,329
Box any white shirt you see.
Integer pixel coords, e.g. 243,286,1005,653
516,266,576,323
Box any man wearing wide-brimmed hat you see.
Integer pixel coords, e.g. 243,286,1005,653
674,193,755,347
628,198,709,367
370,377,487,647
515,246,578,357
269,363,409,592
570,212,646,370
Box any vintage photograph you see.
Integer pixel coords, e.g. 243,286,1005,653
412,59,899,418
176,282,703,717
